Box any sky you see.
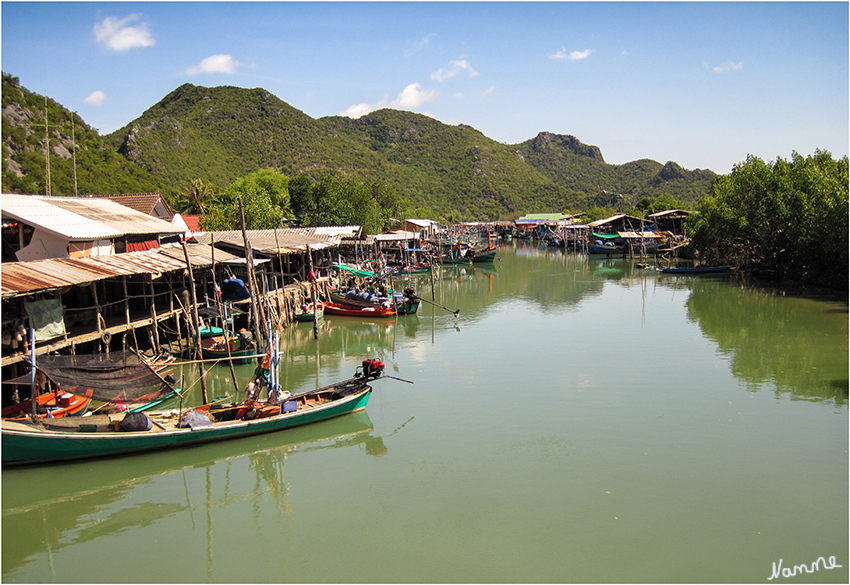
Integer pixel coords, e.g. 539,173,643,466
2,2,847,174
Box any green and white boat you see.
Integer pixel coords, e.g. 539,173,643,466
2,361,380,467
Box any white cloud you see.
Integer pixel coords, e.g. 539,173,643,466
186,55,243,76
340,98,388,118
431,60,479,82
712,62,744,73
93,14,155,51
340,82,438,118
550,48,594,61
482,86,495,96
84,90,106,106
391,83,438,109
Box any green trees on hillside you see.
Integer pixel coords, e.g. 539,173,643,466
193,169,405,234
200,169,289,230
289,173,406,234
688,150,848,287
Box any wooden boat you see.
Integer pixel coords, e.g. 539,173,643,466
2,361,383,466
199,324,224,338
201,333,256,365
1,391,90,419
323,302,397,318
659,266,735,274
468,246,497,263
295,301,325,322
391,263,432,276
329,290,419,315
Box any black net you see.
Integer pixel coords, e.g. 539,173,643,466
34,351,171,404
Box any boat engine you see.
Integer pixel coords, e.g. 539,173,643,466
361,359,385,379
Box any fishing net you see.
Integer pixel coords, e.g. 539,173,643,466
34,351,172,404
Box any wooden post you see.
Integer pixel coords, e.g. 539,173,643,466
181,239,208,404
211,235,239,393
238,198,264,348
306,245,319,339
147,276,162,354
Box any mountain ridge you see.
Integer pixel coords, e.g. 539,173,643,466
2,75,716,220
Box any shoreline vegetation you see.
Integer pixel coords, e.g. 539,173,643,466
688,151,848,290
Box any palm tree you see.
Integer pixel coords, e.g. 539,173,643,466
180,178,218,214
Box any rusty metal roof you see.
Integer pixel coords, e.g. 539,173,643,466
157,242,241,267
193,228,340,255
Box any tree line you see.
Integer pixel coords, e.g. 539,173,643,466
687,150,848,288
173,169,407,235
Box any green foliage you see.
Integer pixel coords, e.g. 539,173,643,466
2,71,164,197
688,151,849,287
288,173,406,234
173,178,220,215
200,168,288,230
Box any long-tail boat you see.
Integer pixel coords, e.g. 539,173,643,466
2,354,384,466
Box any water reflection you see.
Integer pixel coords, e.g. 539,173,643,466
1,411,383,578
685,276,848,403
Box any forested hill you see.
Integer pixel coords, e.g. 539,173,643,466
2,74,717,219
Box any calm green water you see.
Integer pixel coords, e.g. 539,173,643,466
3,242,847,583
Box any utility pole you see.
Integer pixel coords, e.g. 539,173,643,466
29,96,59,196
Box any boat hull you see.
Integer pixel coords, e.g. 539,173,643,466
295,302,325,322
324,301,397,318
200,347,255,365
469,248,498,263
3,387,371,466
1,391,91,419
587,245,623,254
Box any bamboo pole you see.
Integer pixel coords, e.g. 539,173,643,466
238,198,264,349
181,239,208,404
211,235,239,393
306,244,319,339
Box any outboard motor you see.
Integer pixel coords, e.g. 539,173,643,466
361,359,385,379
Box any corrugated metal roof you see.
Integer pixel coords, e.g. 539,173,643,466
193,228,339,255
586,214,628,227
1,194,184,240
649,209,693,218
157,242,241,267
375,230,419,241
1,249,190,298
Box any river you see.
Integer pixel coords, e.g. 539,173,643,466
3,241,847,583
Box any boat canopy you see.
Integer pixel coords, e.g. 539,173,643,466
592,232,621,240
333,263,378,278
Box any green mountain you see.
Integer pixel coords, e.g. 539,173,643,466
2,75,717,219
1,73,163,197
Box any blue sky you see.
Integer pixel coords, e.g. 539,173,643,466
2,2,847,174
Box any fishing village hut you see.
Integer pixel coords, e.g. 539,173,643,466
649,209,694,236
1,193,186,261
585,213,648,234
404,219,439,239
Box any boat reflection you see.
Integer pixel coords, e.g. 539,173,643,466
1,411,384,577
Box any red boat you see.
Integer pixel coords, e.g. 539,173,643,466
2,352,176,420
323,302,397,318
2,390,91,419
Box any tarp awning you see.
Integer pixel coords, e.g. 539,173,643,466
333,263,378,278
